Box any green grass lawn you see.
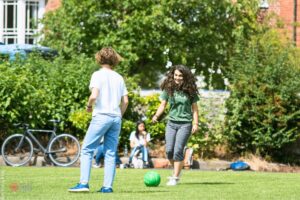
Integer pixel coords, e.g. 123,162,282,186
0,166,300,200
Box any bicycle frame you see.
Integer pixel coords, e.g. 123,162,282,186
25,129,69,154
3,121,80,167
22,129,57,154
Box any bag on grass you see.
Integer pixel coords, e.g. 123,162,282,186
230,161,250,171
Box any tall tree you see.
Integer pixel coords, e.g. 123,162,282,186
41,0,259,88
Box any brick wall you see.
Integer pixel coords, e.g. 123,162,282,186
269,0,300,46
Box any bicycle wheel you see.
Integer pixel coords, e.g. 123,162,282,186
48,134,80,167
1,134,33,167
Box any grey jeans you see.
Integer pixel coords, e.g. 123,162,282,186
165,120,192,161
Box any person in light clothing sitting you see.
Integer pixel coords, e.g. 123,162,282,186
128,120,151,168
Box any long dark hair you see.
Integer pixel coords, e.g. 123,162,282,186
135,120,147,139
160,65,199,99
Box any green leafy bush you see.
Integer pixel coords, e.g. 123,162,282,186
225,30,300,157
68,88,167,151
188,91,229,158
68,109,92,134
0,54,97,142
120,93,167,151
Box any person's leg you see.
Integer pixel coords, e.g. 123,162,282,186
141,146,149,163
173,123,192,178
95,144,104,165
102,116,122,189
79,115,111,183
115,153,122,165
173,161,184,177
165,121,178,168
128,146,139,164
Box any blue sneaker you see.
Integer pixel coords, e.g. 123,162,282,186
68,183,89,192
98,187,113,193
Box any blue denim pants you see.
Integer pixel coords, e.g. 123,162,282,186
128,145,149,163
80,114,121,188
95,144,122,165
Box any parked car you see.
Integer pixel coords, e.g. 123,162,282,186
0,44,58,62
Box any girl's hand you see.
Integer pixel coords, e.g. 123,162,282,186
192,124,198,134
152,115,158,123
142,131,147,136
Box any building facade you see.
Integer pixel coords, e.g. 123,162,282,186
268,0,300,46
0,0,60,44
0,0,48,44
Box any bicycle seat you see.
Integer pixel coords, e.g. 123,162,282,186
49,119,61,124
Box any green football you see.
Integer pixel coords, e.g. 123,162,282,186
144,171,161,187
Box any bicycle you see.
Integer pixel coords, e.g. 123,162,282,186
1,120,81,167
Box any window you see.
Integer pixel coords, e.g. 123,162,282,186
1,0,44,44
26,0,39,44
3,0,18,44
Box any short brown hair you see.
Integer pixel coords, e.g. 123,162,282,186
95,47,122,67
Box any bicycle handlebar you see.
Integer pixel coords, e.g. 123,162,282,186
13,123,29,128
49,119,61,124
13,119,60,130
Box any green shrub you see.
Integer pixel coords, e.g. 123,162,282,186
120,93,167,151
68,109,92,138
68,93,168,152
188,92,228,158
0,54,97,142
225,30,300,157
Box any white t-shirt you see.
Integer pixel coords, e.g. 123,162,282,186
129,131,151,147
89,68,128,117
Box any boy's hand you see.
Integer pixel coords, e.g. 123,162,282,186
86,106,93,113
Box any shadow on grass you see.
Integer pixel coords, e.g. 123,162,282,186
118,190,170,194
181,182,234,185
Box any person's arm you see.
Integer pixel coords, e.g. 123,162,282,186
120,95,129,116
129,132,136,148
86,88,99,113
130,140,136,148
191,102,199,134
142,131,148,147
152,100,167,123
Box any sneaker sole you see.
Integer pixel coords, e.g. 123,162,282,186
68,188,90,192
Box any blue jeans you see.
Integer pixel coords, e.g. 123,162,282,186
80,114,121,188
128,145,149,163
95,144,122,165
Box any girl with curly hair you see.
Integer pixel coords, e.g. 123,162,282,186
152,65,199,186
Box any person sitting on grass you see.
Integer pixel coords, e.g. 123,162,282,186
128,120,151,168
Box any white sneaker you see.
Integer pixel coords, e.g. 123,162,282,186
166,176,179,186
92,163,101,168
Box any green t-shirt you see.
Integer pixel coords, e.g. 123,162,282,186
160,90,199,122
